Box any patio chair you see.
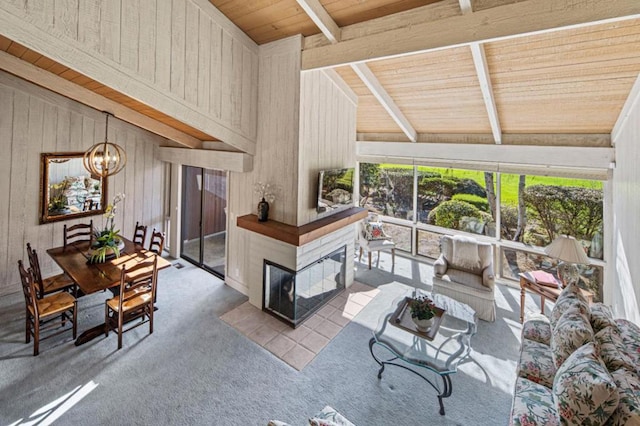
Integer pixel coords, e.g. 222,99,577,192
358,219,395,269
432,235,496,322
18,260,77,355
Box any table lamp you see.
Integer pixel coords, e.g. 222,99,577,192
544,235,590,287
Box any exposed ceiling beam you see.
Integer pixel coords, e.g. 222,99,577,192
295,0,341,43
295,0,417,142
459,0,502,144
0,50,201,149
612,72,640,145
351,63,417,142
0,6,255,154
356,132,611,146
357,142,615,171
301,0,640,70
157,147,253,172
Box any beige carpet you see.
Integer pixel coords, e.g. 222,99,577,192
220,281,379,370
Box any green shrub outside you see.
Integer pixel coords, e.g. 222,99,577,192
427,200,487,229
452,194,489,212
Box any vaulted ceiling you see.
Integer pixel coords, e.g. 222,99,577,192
208,0,640,149
1,0,639,150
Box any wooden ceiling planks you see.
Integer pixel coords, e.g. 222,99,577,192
0,34,215,141
209,0,443,45
485,19,640,133
364,47,492,134
335,66,403,133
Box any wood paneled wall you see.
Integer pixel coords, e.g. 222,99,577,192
225,37,358,306
0,71,166,296
297,70,357,225
609,81,640,324
0,0,259,151
226,36,303,295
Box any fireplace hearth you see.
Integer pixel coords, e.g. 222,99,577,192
263,245,346,327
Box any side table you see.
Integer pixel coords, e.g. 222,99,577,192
519,271,594,323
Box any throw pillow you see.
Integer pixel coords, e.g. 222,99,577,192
550,281,589,330
595,326,636,373
551,309,593,368
363,221,388,241
615,319,640,376
590,303,616,333
553,342,619,426
609,368,640,425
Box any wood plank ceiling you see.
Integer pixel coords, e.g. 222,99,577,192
213,0,640,144
1,0,639,147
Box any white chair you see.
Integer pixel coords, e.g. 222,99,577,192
358,220,395,269
432,235,496,321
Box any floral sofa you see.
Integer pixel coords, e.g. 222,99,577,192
510,281,640,425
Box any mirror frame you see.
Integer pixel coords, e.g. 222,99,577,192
40,152,108,224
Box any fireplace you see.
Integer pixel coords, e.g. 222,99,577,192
263,245,346,327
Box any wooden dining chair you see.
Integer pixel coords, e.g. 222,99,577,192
148,229,165,255
18,260,77,356
133,221,148,246
105,256,158,349
63,220,94,249
26,243,76,299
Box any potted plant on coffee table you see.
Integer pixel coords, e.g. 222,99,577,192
409,295,437,332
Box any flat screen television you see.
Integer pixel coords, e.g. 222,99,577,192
317,168,354,214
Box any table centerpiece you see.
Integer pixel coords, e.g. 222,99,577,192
89,193,125,263
409,294,437,331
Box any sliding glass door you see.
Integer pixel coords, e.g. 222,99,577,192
181,166,227,278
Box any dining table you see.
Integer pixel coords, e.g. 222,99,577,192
47,237,172,346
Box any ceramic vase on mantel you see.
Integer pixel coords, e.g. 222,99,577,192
412,316,433,332
257,197,269,222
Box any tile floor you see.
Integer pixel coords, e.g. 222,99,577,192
220,281,380,370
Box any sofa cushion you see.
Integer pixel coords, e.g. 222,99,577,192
615,319,640,376
595,326,636,373
553,342,619,426
590,303,616,334
550,282,589,330
308,406,355,426
551,310,593,368
522,313,552,346
517,339,556,388
438,269,491,293
609,369,640,426
510,377,560,426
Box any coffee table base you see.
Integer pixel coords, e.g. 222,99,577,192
369,337,452,415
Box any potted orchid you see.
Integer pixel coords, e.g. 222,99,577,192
90,193,125,263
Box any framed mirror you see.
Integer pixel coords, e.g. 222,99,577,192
40,152,108,224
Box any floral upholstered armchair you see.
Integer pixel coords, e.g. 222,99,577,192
358,217,395,270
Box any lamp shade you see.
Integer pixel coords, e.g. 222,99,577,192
544,235,590,265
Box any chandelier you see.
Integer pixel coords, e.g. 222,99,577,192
83,112,126,178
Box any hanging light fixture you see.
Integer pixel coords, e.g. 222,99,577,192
83,112,126,178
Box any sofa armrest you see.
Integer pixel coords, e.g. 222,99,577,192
433,254,448,277
482,265,495,289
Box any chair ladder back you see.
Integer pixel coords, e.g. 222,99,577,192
148,229,165,255
26,244,46,299
121,256,158,305
63,220,94,248
133,221,148,246
18,260,38,320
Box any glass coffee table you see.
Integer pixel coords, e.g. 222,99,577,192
369,289,477,415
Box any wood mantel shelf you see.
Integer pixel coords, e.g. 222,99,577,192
237,207,368,246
